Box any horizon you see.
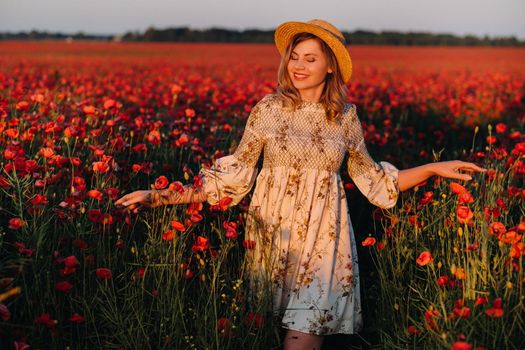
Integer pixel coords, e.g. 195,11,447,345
1,0,524,40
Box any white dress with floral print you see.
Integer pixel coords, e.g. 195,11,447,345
200,93,399,335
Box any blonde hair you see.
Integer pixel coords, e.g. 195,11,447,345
275,32,348,123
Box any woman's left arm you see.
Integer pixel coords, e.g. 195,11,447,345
397,160,487,192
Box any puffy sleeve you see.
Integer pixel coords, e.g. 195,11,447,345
198,97,267,208
345,104,399,209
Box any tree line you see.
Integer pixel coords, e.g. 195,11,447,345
2,27,523,46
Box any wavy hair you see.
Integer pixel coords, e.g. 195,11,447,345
275,32,348,123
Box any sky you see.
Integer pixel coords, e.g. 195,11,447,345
1,0,524,39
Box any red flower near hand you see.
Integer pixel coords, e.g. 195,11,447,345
55,281,73,293
154,176,169,190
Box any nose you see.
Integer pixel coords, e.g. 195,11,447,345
292,58,305,69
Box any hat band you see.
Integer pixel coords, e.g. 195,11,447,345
309,23,346,45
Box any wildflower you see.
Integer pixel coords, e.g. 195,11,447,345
456,206,473,225
69,313,86,323
0,303,10,321
83,105,96,114
8,217,27,230
485,297,504,318
185,108,196,118
361,237,376,246
103,99,116,109
407,325,420,335
498,230,522,244
39,147,55,159
437,275,449,288
211,196,233,211
488,222,506,236
92,161,109,173
192,236,209,252
162,230,174,241
54,281,73,293
169,181,185,193
424,307,440,331
451,341,472,350
154,175,169,190
245,312,264,328
31,194,48,205
34,312,57,328
474,296,488,306
95,268,113,280
171,220,186,231
217,317,232,338
147,130,161,145
453,300,471,319
416,251,433,266
87,189,103,201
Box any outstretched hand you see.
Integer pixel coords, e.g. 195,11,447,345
115,190,164,214
431,160,486,181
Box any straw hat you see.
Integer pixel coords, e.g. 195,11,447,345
274,19,353,83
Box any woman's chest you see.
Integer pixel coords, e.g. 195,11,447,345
262,112,348,171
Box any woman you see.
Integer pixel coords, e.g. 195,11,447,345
116,19,485,350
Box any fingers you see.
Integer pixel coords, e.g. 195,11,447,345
457,162,487,173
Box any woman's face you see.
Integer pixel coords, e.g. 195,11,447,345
287,38,333,101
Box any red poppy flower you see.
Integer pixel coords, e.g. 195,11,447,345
34,312,57,327
8,217,27,230
488,222,506,236
87,189,103,201
162,230,174,241
451,341,472,350
70,313,86,323
154,175,169,190
55,281,73,293
191,236,209,252
456,206,474,225
31,194,48,205
245,312,264,328
0,303,11,321
407,325,420,335
92,161,109,173
162,216,181,231
416,251,433,266
95,268,113,280
450,182,467,194
217,317,232,338
185,108,196,118
39,147,55,158
485,297,504,318
63,255,79,268
361,237,376,246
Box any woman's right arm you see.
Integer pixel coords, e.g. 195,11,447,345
115,184,207,213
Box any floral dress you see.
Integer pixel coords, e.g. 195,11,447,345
199,93,399,335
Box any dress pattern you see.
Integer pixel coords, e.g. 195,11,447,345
199,93,399,335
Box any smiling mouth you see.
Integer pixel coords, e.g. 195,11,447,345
293,73,309,80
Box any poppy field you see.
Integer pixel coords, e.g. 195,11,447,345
0,41,524,349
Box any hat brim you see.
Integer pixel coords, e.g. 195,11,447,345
274,21,352,83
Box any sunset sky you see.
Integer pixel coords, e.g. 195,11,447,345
1,0,524,39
